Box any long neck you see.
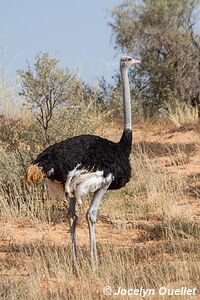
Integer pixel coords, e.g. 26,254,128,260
121,66,132,131
119,66,132,156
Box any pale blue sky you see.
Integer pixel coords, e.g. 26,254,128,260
0,0,121,84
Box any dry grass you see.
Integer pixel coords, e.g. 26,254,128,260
0,85,200,298
102,147,187,223
164,100,198,128
0,136,200,299
0,234,199,299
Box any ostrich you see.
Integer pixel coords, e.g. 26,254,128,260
26,56,140,267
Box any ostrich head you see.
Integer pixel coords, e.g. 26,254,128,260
120,56,140,68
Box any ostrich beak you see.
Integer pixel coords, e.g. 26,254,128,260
131,59,141,64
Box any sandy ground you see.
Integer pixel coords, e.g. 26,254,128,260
0,121,200,300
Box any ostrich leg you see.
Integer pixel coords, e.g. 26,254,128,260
68,197,78,269
87,181,112,268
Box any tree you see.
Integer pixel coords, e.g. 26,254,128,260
110,0,200,114
17,53,76,143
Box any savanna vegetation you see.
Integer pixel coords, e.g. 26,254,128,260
0,0,200,299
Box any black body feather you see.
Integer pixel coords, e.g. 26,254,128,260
33,129,132,191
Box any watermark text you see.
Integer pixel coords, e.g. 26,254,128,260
102,286,197,297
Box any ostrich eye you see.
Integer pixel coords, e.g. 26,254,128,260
128,58,132,61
